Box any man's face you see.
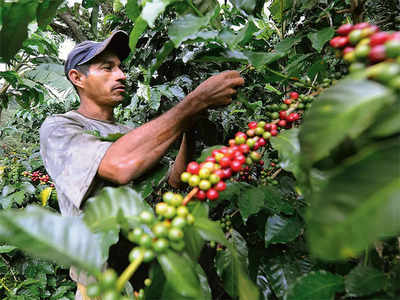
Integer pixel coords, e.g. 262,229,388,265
79,51,127,107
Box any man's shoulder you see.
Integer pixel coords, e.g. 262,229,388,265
40,111,86,136
41,110,84,126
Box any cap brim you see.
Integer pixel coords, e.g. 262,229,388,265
79,30,130,66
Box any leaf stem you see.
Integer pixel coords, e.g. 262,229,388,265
364,247,369,266
183,188,199,206
116,251,144,292
185,0,203,17
264,66,313,88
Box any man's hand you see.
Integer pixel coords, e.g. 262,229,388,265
189,71,245,110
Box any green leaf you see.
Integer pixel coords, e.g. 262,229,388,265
36,0,64,30
168,9,215,47
83,186,153,232
160,262,212,300
345,265,386,297
99,132,125,142
264,83,282,95
271,128,302,179
126,0,141,20
270,0,294,23
183,202,209,260
265,215,302,247
20,182,36,194
299,80,395,167
129,17,148,53
285,270,344,300
196,145,224,162
158,251,203,298
0,0,39,61
131,164,168,198
219,20,257,48
193,217,229,247
237,186,265,222
150,40,175,76
263,253,304,298
262,185,295,215
307,27,335,53
307,140,400,260
275,35,303,53
230,0,256,13
368,101,400,138
0,245,17,253
216,230,258,300
141,0,176,28
0,206,103,276
0,190,25,209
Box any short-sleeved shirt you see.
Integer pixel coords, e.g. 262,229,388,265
40,110,132,285
40,110,131,217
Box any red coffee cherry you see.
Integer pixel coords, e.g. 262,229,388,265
206,188,219,201
336,23,353,36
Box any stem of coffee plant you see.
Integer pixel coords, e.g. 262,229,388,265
116,250,144,292
183,187,199,206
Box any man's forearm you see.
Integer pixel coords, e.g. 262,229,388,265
98,94,202,184
168,131,196,188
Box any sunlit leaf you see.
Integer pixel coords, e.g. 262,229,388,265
0,206,103,276
307,27,335,53
158,251,203,298
300,80,395,167
83,186,153,232
270,128,302,179
307,140,400,260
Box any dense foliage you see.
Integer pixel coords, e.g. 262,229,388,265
1,0,400,299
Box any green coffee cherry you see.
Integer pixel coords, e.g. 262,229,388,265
86,283,101,297
144,278,152,287
163,192,175,204
129,247,143,262
101,269,118,290
152,222,169,238
176,206,189,218
128,228,143,243
171,216,187,229
143,249,156,262
139,211,154,225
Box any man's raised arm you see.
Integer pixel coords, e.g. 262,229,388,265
98,71,244,184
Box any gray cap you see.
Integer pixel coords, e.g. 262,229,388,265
64,30,130,78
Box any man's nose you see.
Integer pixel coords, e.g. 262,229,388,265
116,67,126,81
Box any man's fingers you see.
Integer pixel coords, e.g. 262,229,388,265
222,70,241,79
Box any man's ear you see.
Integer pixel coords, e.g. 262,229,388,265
68,69,85,89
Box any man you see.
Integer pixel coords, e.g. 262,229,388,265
40,30,244,299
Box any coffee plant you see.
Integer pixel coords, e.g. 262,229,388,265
1,0,400,299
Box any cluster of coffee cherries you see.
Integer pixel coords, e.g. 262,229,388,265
260,160,280,186
180,124,270,201
86,193,194,299
128,192,195,260
22,170,54,186
219,214,232,233
266,92,305,124
86,269,129,300
330,22,400,88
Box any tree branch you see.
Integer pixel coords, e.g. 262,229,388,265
57,10,88,42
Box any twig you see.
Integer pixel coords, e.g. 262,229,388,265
116,251,144,292
183,188,199,206
0,255,17,281
271,168,282,179
239,64,253,74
